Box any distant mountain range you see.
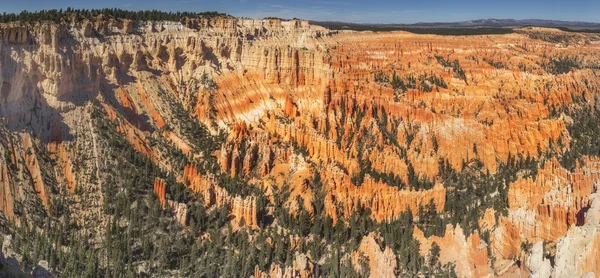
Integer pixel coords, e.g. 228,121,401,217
311,18,600,31
411,18,600,28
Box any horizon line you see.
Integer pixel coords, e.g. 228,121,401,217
3,8,600,25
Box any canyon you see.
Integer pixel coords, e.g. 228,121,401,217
0,12,599,277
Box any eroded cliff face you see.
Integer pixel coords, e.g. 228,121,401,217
552,193,600,277
206,28,600,277
524,192,600,278
351,233,397,278
153,178,188,226
489,157,600,268
0,123,64,223
323,172,446,222
414,225,490,278
1,17,600,277
183,163,258,228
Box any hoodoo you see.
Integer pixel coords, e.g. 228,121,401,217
0,7,599,277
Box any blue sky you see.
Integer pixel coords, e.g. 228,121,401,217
1,0,599,24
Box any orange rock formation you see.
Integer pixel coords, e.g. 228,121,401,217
153,178,167,207
414,225,490,277
2,17,600,277
352,233,397,278
183,164,258,228
491,157,600,264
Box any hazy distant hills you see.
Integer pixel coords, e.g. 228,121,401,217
311,18,600,32
412,18,600,28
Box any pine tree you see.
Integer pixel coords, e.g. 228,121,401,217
430,242,441,267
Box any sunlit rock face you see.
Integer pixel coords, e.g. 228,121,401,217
1,16,600,277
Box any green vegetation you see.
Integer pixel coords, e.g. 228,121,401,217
6,93,484,277
559,98,600,170
24,89,546,277
401,27,514,36
163,84,223,158
556,27,600,34
314,22,514,36
541,55,581,74
518,30,581,45
375,71,448,98
435,55,467,82
0,8,229,23
483,58,507,69
272,172,438,276
538,55,600,75
5,9,600,278
434,155,539,236
199,72,219,91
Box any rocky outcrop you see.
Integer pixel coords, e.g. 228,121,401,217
218,121,283,179
0,141,17,220
254,252,315,278
137,83,166,129
183,164,257,227
115,87,149,131
323,171,445,222
526,241,553,278
1,25,31,44
20,133,50,209
352,233,397,278
167,200,188,226
524,193,600,278
153,178,188,225
47,141,76,192
101,103,164,168
491,157,600,261
153,178,167,207
414,225,490,278
0,127,56,223
47,124,76,193
552,193,600,277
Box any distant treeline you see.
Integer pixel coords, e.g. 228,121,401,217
399,27,514,36
0,8,229,23
556,27,600,34
312,21,515,35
